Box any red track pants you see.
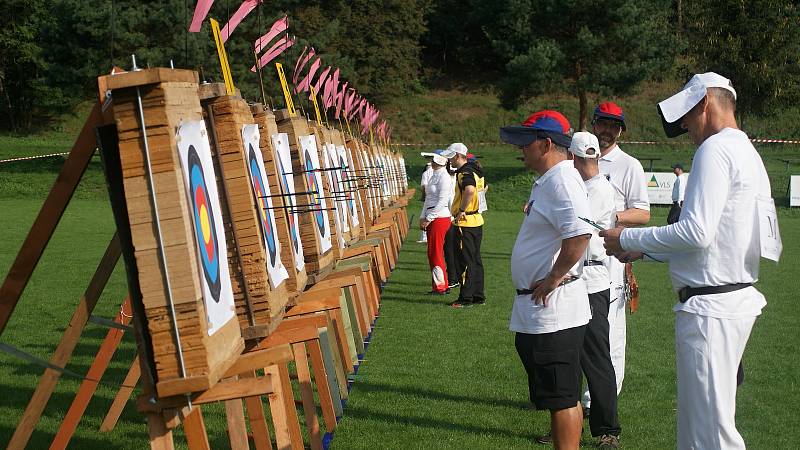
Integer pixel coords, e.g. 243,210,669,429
426,217,451,293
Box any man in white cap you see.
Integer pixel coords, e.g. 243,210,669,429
601,72,775,449
441,142,486,307
417,153,435,243
568,132,621,449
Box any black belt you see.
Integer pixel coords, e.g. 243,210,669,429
678,283,753,303
516,276,580,295
465,210,480,215
584,260,604,266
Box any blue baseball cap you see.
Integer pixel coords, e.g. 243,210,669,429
499,110,573,148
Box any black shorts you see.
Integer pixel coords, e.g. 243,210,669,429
515,325,586,411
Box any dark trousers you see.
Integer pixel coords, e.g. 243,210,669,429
581,289,622,437
457,225,484,302
667,202,681,224
444,225,460,283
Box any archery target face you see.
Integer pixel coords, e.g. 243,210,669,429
271,133,305,271
176,120,235,336
337,145,359,226
242,125,288,289
299,135,332,253
323,143,349,233
361,150,378,212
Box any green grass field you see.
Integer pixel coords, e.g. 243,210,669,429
1,91,799,448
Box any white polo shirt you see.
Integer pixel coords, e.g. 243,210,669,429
420,164,433,191
583,174,616,294
510,160,594,334
621,128,769,319
672,172,688,203
599,144,650,300
422,167,453,221
598,145,650,213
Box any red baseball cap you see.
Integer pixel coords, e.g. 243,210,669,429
593,102,626,131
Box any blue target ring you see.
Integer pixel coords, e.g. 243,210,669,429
339,155,356,212
188,145,222,303
247,145,278,267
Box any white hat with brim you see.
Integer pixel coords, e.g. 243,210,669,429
568,131,600,158
657,72,737,138
440,142,469,159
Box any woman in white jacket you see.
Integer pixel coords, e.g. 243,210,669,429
419,152,454,294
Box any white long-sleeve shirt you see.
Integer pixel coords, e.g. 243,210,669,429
672,172,688,203
422,167,454,222
620,128,769,318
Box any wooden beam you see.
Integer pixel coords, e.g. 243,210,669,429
146,412,175,450
0,103,105,336
183,407,211,450
7,235,120,449
99,353,141,432
292,343,322,450
225,397,250,450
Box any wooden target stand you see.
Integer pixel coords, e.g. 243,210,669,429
0,68,412,449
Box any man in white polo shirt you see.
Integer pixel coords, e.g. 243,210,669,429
592,101,650,398
668,163,688,224
602,73,774,449
500,110,593,449
569,132,621,449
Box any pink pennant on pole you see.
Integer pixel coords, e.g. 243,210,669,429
250,35,295,72
220,0,259,43
189,0,214,32
294,57,320,94
322,69,340,108
344,89,356,117
293,47,315,85
254,15,289,53
312,66,332,99
335,82,348,119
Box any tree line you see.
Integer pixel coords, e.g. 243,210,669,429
1,0,798,132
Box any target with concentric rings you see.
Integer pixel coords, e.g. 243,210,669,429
187,145,222,303
247,145,278,267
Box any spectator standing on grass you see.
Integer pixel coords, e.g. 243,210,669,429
417,156,434,243
441,142,486,308
420,150,454,295
444,158,460,288
667,163,688,224
589,102,650,405
500,110,593,449
602,73,776,450
566,131,622,449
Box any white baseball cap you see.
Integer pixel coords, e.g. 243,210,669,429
440,142,469,159
657,72,737,137
568,131,600,158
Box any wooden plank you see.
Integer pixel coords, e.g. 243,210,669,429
277,363,304,450
224,344,293,378
225,397,251,450
241,371,274,450
317,328,344,417
183,407,211,450
7,235,120,449
265,366,292,450
0,103,104,336
49,297,133,450
146,412,175,450
306,339,337,431
292,343,322,450
99,353,141,432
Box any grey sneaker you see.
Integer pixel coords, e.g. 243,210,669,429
598,434,620,449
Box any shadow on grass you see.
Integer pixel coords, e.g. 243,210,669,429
351,380,529,410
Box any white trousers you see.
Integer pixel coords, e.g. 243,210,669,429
676,311,755,450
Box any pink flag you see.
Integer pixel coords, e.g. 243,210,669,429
189,0,214,32
343,89,356,117
220,0,259,43
322,69,340,108
294,57,320,94
254,15,289,53
335,82,348,119
250,35,295,72
293,47,315,84
311,66,332,99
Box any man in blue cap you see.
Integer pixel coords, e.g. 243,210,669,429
500,110,593,449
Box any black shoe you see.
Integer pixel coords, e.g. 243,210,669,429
448,299,473,308
427,289,450,295
598,434,620,449
535,431,552,444
471,299,486,306
447,282,460,289
583,406,590,418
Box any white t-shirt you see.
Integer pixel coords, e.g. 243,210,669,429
422,167,454,221
621,128,769,319
509,160,594,334
599,144,650,300
583,174,616,294
420,164,433,191
672,172,688,203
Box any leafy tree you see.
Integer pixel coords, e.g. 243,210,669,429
488,0,677,129
682,0,800,120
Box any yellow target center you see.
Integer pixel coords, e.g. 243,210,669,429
200,204,211,244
